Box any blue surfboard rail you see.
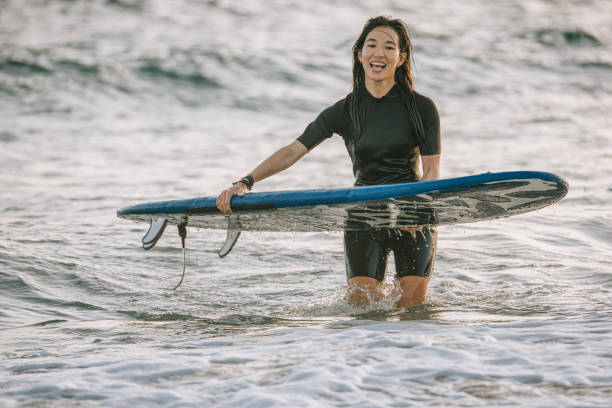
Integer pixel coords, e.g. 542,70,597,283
117,171,568,217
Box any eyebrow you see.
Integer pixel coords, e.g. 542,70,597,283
366,38,397,46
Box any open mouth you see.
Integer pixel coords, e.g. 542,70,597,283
370,61,386,73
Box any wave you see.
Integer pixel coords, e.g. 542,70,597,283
579,61,612,70
534,28,602,47
0,48,226,112
0,58,51,75
55,59,101,76
116,310,286,327
0,52,101,78
0,131,17,142
105,0,147,11
137,58,221,88
118,310,202,321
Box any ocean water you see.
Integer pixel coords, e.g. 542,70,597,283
1,0,611,406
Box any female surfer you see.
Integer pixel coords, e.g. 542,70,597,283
216,16,440,307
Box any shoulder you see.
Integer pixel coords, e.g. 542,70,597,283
320,94,351,121
307,94,352,133
413,91,438,113
412,91,439,124
331,94,351,112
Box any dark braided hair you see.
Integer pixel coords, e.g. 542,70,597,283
350,16,426,145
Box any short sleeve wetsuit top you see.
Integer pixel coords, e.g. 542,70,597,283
296,85,441,281
297,85,440,186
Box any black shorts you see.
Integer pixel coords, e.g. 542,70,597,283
344,226,437,282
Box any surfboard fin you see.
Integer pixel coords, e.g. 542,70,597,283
219,229,241,258
142,218,168,250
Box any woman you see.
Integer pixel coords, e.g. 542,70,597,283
217,16,440,307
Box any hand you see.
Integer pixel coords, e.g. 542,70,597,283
216,182,248,214
400,226,422,233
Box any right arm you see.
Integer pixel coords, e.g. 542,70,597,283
217,96,346,213
216,140,308,214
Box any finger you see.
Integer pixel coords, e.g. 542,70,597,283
224,196,233,214
216,195,223,211
217,190,232,214
400,226,422,233
223,190,234,214
217,190,229,208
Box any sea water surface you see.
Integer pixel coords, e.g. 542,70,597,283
1,0,611,406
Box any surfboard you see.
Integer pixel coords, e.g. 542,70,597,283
117,171,568,257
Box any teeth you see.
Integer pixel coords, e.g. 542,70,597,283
371,62,386,67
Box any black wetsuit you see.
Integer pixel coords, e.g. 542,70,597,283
297,85,441,281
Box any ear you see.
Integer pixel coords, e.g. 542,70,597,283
358,50,362,64
398,51,407,67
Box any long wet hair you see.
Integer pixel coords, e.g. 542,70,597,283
350,16,426,144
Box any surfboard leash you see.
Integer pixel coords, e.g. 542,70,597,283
172,223,187,290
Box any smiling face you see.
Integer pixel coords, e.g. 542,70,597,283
358,26,407,88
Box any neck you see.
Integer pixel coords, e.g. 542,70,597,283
364,78,395,98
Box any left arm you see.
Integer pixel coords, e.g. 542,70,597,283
421,154,440,181
402,96,440,231
401,153,440,233
416,94,440,182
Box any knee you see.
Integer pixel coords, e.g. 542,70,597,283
347,277,382,306
395,276,429,307
347,286,372,306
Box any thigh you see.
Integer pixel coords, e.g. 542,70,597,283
392,226,437,278
344,230,390,282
